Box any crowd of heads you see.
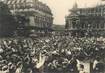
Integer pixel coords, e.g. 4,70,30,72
0,36,105,73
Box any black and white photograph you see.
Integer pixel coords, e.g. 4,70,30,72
0,0,105,73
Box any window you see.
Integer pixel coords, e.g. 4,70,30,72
16,0,20,4
11,0,16,4
72,21,76,28
97,24,99,29
7,0,11,4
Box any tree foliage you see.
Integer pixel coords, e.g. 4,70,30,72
0,2,17,37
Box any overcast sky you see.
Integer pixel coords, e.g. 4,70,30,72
39,0,105,25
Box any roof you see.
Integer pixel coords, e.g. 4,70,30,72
68,4,105,17
5,0,37,4
4,0,52,14
70,4,105,11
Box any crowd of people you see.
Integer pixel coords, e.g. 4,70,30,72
0,35,105,73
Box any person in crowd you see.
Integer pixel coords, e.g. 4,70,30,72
0,35,104,73
79,64,86,73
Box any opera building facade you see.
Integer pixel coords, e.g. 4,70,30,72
4,0,53,35
65,3,105,37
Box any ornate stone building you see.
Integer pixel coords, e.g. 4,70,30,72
65,3,105,37
4,0,53,35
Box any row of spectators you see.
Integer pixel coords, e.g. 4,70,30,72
0,36,105,73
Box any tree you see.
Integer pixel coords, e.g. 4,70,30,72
0,2,17,37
